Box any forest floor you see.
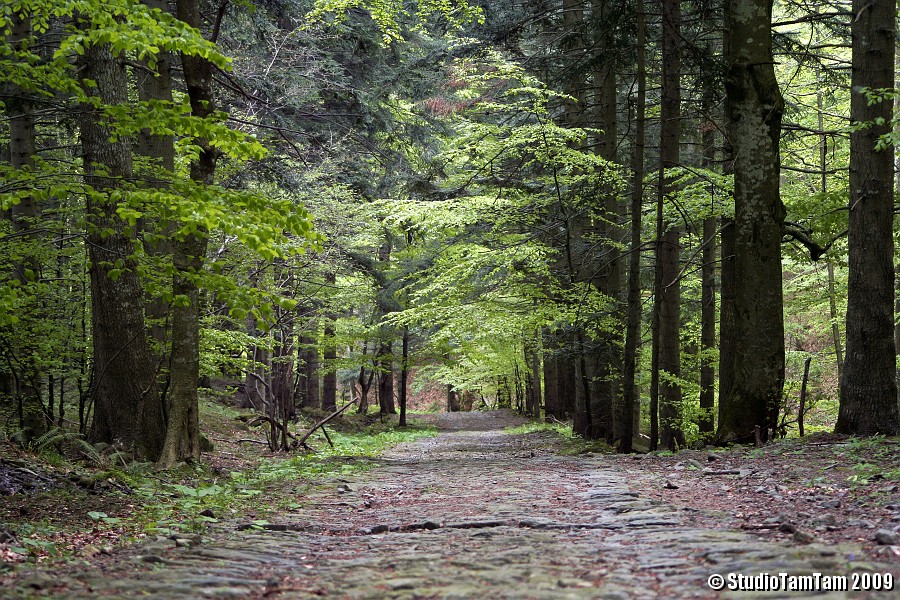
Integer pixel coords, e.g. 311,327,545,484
1,410,899,598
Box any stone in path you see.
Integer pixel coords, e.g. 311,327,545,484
9,411,899,598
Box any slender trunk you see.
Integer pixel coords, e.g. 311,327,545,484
620,0,646,454
699,118,717,437
657,0,685,450
838,0,899,435
818,93,843,381
542,331,560,419
158,0,219,466
399,327,409,426
322,273,337,412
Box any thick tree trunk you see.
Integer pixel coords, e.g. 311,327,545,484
377,342,394,415
303,333,320,409
138,0,176,362
542,331,560,419
589,0,622,444
717,0,786,443
6,12,46,438
656,0,685,451
80,41,164,460
838,0,899,435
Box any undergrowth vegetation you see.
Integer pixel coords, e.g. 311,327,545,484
0,397,436,566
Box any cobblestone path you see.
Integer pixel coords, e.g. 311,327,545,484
12,412,900,598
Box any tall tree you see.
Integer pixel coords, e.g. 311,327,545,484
837,0,900,435
80,34,165,460
620,0,646,453
717,0,786,443
5,10,46,438
654,0,685,451
158,0,219,466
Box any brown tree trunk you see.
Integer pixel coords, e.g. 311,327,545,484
699,118,717,437
158,0,218,466
620,0,646,453
656,0,685,451
542,331,560,419
138,0,176,365
399,327,409,426
303,332,320,409
717,0,786,443
6,11,46,438
80,40,164,460
377,341,394,415
322,273,337,412
838,0,900,435
589,0,622,443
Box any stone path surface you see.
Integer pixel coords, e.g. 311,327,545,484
11,412,900,598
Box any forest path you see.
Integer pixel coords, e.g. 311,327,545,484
15,411,899,598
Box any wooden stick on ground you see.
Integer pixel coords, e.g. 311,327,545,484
296,400,357,448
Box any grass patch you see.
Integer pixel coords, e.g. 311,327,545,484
0,403,436,566
503,420,614,455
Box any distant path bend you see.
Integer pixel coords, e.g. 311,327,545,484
20,411,899,598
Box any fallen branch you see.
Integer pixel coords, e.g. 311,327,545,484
296,400,357,448
236,438,271,446
702,469,742,476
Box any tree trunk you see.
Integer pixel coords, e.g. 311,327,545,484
399,327,409,426
6,11,46,438
542,331,560,419
304,333,320,409
838,0,900,435
138,0,176,366
656,0,685,451
699,118,717,437
322,273,337,412
377,342,394,415
717,0,786,444
80,40,164,460
158,0,218,466
620,0,646,454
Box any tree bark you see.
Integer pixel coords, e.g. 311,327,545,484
699,118,717,437
837,0,900,435
656,0,685,451
80,40,164,460
620,0,646,454
157,0,219,466
377,341,394,415
717,0,786,443
399,327,409,426
322,273,337,412
6,11,46,438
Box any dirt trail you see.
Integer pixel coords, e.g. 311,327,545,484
9,411,900,598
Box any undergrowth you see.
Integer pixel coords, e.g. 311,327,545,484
0,403,436,565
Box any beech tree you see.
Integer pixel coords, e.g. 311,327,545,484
717,0,786,443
